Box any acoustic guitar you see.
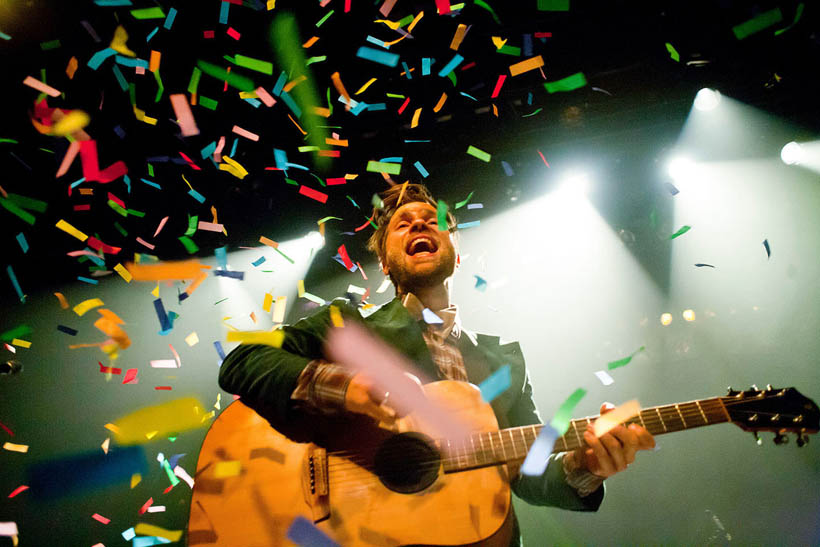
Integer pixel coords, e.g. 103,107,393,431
187,382,818,546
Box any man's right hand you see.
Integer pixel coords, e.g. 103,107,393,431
344,372,423,424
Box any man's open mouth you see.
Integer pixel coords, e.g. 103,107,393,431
406,236,438,255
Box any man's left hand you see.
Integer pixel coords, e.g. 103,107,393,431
571,402,656,479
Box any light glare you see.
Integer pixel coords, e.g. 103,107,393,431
660,313,673,326
304,230,325,249
694,88,721,111
780,141,804,165
667,156,696,182
682,309,696,321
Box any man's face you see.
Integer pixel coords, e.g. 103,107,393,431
381,201,457,293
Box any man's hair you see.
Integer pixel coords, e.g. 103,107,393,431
366,183,457,267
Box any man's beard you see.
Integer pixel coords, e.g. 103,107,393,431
387,253,455,295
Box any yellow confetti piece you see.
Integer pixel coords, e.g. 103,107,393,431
110,25,136,57
263,293,273,312
11,339,31,348
133,524,182,543
114,263,132,283
130,473,142,488
56,219,88,242
73,298,104,316
272,296,287,323
151,284,160,298
238,90,259,99
226,330,284,348
101,437,110,454
145,431,158,440
297,280,305,297
221,155,249,178
112,397,207,445
54,292,69,309
104,423,121,434
410,107,422,128
450,23,468,50
374,18,401,30
267,0,275,9
329,305,344,327
407,10,424,32
354,77,378,95
433,92,448,112
3,442,29,453
51,110,90,137
214,393,222,410
200,410,215,422
185,332,199,346
491,36,507,49
212,460,242,478
593,399,642,437
509,55,545,77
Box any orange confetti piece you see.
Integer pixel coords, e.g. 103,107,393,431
325,137,349,147
97,309,125,325
283,74,306,93
66,56,79,79
288,114,307,135
149,50,161,72
23,75,60,97
509,55,545,77
410,107,422,128
125,261,210,281
312,106,331,117
450,23,468,50
54,292,69,309
330,71,351,106
303,36,319,48
259,235,279,248
94,317,131,350
433,92,448,112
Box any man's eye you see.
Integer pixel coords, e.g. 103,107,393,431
396,222,409,228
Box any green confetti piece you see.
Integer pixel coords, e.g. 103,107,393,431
366,161,401,175
326,87,333,116
196,60,255,92
544,72,587,93
607,346,645,370
40,39,61,50
317,216,342,224
39,148,54,153
396,14,415,27
522,108,543,117
147,164,154,177
316,9,334,27
455,191,474,209
284,178,299,186
235,54,273,75
538,0,569,10
466,145,491,162
114,221,128,237
436,199,448,231
298,146,320,152
549,388,587,435
131,7,165,19
7,193,47,213
275,246,294,264
385,93,406,99
305,56,326,66
1,324,32,342
474,0,501,24
665,42,680,62
199,96,218,110
187,67,202,95
153,70,164,102
161,459,180,486
774,3,804,36
128,83,136,106
185,215,198,236
179,235,199,254
732,7,783,40
126,208,145,218
0,198,36,225
107,200,128,217
446,71,457,87
371,194,384,209
0,138,19,144
496,44,521,56
669,225,691,240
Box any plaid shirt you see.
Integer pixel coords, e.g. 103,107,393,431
290,295,603,496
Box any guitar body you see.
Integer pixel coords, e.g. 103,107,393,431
188,381,514,546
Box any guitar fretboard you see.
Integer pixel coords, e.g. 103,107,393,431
441,397,730,473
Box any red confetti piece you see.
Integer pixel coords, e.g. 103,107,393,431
298,185,328,204
460,61,476,71
435,0,451,15
337,244,354,270
155,386,173,390
491,74,506,98
179,151,202,171
0,420,13,436
397,97,410,114
8,485,28,498
79,140,128,183
534,32,553,38
203,30,214,39
354,215,374,232
99,362,122,375
122,368,138,384
226,27,241,40
163,484,174,494
537,149,550,167
73,204,91,211
344,0,351,12
107,192,126,208
327,177,346,185
87,236,122,255
91,513,110,524
318,150,340,157
138,497,153,515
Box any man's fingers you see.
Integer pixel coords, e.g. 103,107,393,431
631,423,656,449
583,430,614,476
599,402,615,414
599,433,627,471
610,425,638,464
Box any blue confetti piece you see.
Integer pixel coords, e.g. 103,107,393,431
243,97,262,108
77,276,99,285
286,516,340,547
478,365,511,403
467,203,483,209
115,55,148,68
122,528,136,541
214,341,226,360
6,265,25,303
0,31,10,41
366,103,386,111
355,46,400,67
146,155,170,162
188,188,206,203
133,537,171,547
88,47,117,70
459,91,478,101
111,64,128,91
219,0,230,24
141,178,161,190
113,125,126,138
474,275,487,292
521,423,560,476
94,0,132,5
145,26,158,42
163,7,177,29
437,54,463,77
214,246,227,269
422,57,431,75
280,91,302,118
332,254,358,272
527,92,533,106
230,138,239,158
153,298,171,331
57,325,78,336
501,160,514,177
200,141,216,159
457,221,480,230
70,178,86,189
350,101,369,116
523,33,533,56
16,233,28,253
251,256,266,267
213,270,244,280
402,61,412,79
380,156,403,163
365,35,387,48
273,148,289,170
272,71,287,96
414,161,429,178
421,308,444,324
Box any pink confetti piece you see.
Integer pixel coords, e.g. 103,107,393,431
136,237,156,250
173,465,195,488
232,125,259,141
7,485,28,498
197,221,224,232
169,94,200,137
255,86,276,107
226,27,241,40
122,368,138,384
22,75,61,97
169,343,181,367
214,136,225,162
68,250,103,258
537,149,550,167
298,185,328,203
379,0,397,16
91,513,110,524
153,216,169,238
56,141,81,177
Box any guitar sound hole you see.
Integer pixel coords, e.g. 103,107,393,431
373,432,440,493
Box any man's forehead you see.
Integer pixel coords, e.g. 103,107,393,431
392,201,436,218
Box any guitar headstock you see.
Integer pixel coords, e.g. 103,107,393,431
722,385,819,446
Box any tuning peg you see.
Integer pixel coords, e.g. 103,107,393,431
750,384,758,391
796,432,809,448
726,386,738,396
773,433,788,445
766,384,773,391
753,432,762,446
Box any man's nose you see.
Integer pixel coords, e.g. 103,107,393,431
409,218,429,231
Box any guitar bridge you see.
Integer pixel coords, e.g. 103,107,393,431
302,444,330,523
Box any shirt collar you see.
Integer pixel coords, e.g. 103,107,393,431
401,293,461,339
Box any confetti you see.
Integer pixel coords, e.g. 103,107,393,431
509,55,544,77
478,365,511,403
355,47,399,67
762,239,771,259
22,76,60,97
732,8,783,40
665,42,680,62
466,145,491,162
3,442,28,453
607,346,645,370
7,485,28,498
133,524,182,542
226,330,285,347
286,516,339,547
593,399,641,437
185,332,199,346
169,94,199,136
73,298,104,316
544,72,587,93
594,370,615,386
669,225,691,240
111,397,206,445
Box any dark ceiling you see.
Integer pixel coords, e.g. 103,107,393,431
1,0,817,296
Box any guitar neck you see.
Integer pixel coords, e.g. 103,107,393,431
441,397,730,473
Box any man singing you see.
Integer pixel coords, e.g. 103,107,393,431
218,183,655,545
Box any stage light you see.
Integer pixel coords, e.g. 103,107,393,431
682,309,696,321
660,313,673,326
667,156,696,182
556,172,590,198
304,230,325,249
694,88,721,111
780,141,804,165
